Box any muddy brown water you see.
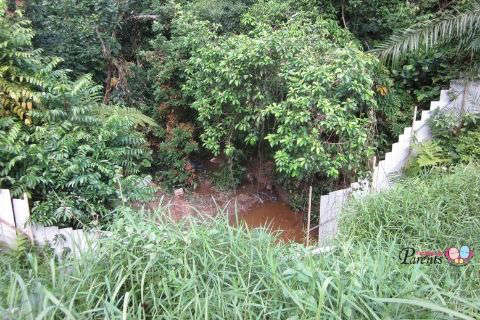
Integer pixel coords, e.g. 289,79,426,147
233,201,314,244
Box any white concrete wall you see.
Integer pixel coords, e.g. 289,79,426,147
0,189,17,248
0,189,94,256
317,80,478,246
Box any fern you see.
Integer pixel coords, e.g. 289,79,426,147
415,142,451,167
406,141,451,176
0,73,155,228
97,105,159,128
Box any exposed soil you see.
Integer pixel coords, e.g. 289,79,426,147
141,182,318,244
140,159,317,244
232,201,306,243
143,179,277,221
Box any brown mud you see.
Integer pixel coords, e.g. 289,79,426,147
141,159,316,244
143,186,317,244
232,201,306,243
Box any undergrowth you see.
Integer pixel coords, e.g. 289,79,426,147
1,193,479,319
341,164,480,248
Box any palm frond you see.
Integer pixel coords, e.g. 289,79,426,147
373,6,480,63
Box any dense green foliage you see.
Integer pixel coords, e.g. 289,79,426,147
406,111,480,175
1,1,479,318
185,15,377,180
2,0,479,218
0,3,155,226
0,74,154,227
0,4,60,121
2,5,479,317
1,198,479,319
25,0,156,84
375,2,479,65
144,0,477,203
373,1,479,111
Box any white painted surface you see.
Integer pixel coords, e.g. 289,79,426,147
12,196,33,241
0,189,99,256
0,189,17,247
315,81,479,248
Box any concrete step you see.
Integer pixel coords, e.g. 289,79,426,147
440,89,449,105
391,142,400,153
391,142,409,154
412,120,432,143
372,160,390,192
429,101,441,111
384,151,393,163
412,120,426,131
421,110,432,121
398,131,412,144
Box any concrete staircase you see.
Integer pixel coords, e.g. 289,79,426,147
316,80,479,247
371,89,450,191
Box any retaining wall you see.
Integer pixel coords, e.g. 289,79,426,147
0,189,97,256
317,80,479,245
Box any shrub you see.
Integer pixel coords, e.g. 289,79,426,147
455,130,480,163
210,162,246,191
25,0,155,82
184,14,380,180
187,0,256,34
0,74,155,227
407,112,480,174
0,2,61,122
144,7,219,188
153,125,199,190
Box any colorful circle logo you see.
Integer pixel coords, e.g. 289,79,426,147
444,246,474,266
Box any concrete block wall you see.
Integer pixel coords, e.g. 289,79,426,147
0,189,95,256
317,80,478,246
371,88,450,191
317,179,369,244
0,189,17,248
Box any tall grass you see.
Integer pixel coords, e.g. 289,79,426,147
340,164,480,248
339,163,480,317
1,202,479,319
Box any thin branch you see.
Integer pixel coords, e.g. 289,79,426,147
341,0,348,29
95,27,111,59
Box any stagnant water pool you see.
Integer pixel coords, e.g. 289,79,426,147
232,201,313,244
